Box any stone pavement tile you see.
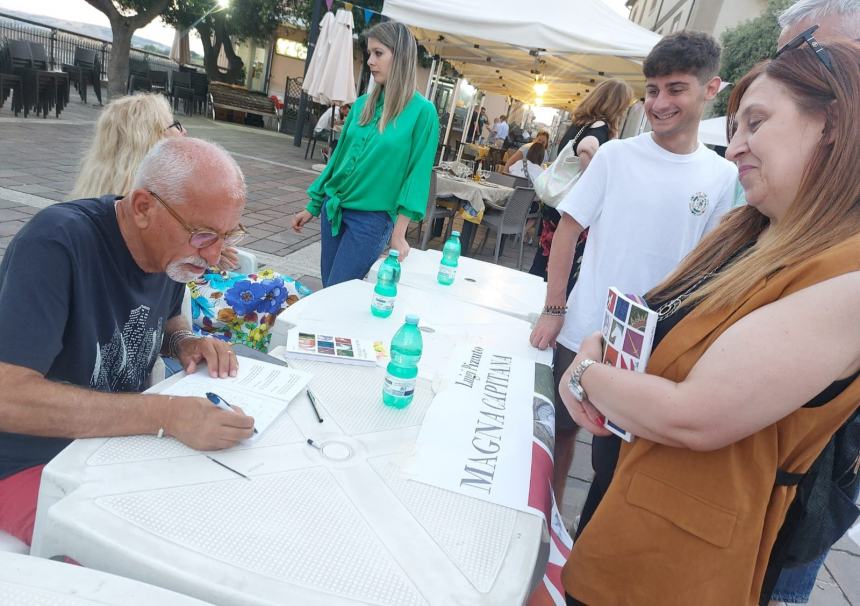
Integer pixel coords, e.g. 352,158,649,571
0,208,32,221
810,559,853,606
265,230,309,246
7,184,58,195
560,476,591,534
0,221,26,237
245,238,288,255
833,531,860,557
568,438,596,484
823,547,860,605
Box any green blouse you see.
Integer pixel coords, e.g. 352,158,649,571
306,91,440,236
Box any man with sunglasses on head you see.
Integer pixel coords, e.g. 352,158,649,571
769,5,860,605
0,137,255,549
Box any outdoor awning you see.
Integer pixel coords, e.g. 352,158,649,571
383,0,661,108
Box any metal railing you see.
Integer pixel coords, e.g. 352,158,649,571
0,11,199,82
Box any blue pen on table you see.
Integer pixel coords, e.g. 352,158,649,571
206,392,258,434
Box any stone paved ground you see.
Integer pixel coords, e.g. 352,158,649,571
1,95,857,604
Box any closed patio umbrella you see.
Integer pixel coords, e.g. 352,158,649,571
304,8,358,151
170,29,190,66
311,8,357,107
301,10,336,101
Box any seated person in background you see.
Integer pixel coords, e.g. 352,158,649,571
315,103,351,160
503,129,550,172
0,138,255,547
507,141,546,185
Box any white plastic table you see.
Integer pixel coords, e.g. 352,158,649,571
32,281,552,606
0,552,213,605
367,248,545,322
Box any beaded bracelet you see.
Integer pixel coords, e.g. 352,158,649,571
541,304,568,317
167,329,196,359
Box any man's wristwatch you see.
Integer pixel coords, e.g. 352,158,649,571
568,359,598,402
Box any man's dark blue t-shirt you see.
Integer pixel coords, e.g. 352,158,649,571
0,196,184,478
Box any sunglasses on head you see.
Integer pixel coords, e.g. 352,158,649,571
148,190,246,249
774,24,835,76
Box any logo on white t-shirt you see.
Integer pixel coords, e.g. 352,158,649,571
689,192,709,216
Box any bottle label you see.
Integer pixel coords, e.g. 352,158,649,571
383,375,416,398
438,265,456,281
372,294,395,311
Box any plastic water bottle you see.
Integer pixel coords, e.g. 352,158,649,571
382,314,423,408
381,249,401,284
437,231,461,286
371,263,396,318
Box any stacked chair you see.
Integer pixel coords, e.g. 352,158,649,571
170,70,195,115
6,40,69,118
127,57,152,94
61,47,102,105
0,40,24,117
190,71,208,115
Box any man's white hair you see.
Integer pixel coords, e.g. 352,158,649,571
778,0,860,28
131,137,246,204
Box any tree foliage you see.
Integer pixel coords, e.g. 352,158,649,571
713,0,794,115
161,0,289,83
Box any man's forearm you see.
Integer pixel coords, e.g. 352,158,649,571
545,213,584,306
0,362,168,439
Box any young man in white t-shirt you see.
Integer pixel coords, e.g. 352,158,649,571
529,31,738,509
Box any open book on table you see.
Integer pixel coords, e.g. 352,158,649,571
601,287,658,442
155,355,311,440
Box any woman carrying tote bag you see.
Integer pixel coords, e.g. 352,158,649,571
528,79,633,286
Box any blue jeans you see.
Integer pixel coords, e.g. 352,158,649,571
770,552,826,603
319,206,393,287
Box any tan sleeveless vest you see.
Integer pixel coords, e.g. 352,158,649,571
562,234,860,605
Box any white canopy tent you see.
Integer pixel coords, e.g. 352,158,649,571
383,0,661,108
698,116,729,148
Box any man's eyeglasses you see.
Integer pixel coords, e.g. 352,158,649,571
148,190,246,248
774,24,835,76
166,121,184,134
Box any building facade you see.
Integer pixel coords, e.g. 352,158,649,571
625,0,768,37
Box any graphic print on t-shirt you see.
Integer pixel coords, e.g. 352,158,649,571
90,305,163,392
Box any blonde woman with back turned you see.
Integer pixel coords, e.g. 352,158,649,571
291,21,440,287
71,94,185,200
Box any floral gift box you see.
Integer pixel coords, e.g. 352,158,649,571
188,268,312,352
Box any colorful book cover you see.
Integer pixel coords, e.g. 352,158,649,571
284,329,385,366
600,287,658,442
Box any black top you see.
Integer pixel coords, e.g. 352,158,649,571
558,121,610,155
0,196,184,478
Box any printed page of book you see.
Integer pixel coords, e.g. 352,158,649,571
285,328,382,366
157,356,312,439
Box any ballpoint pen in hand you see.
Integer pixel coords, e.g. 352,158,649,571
206,392,258,434
306,389,324,423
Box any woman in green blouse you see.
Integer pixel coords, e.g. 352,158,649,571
292,21,440,287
